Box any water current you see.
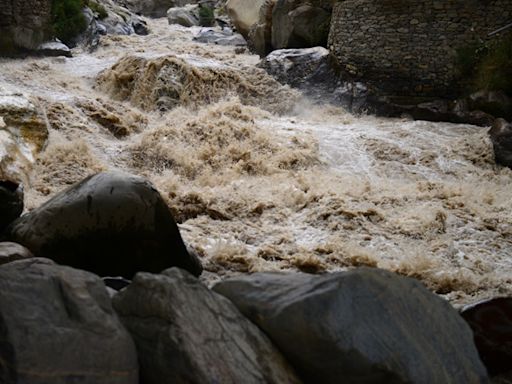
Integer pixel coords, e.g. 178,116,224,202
1,18,511,307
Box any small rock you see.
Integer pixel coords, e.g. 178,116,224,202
0,180,23,234
37,41,72,57
489,118,512,168
0,241,33,265
461,297,512,376
193,28,246,46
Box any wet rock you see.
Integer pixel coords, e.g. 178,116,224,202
461,297,512,376
214,268,488,384
0,180,23,234
489,118,512,168
272,0,332,49
167,4,199,27
469,90,512,121
246,0,275,56
120,0,191,17
226,0,267,38
3,171,203,278
0,86,48,184
0,258,138,384
113,268,302,384
193,28,246,46
37,40,72,57
0,241,33,266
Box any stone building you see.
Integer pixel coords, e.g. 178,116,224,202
328,0,512,97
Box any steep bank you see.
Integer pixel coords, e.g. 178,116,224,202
1,18,511,307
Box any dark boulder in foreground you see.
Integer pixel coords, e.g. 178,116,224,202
0,258,138,384
113,268,301,384
461,297,512,376
0,180,23,234
0,241,33,266
3,171,202,278
489,118,512,168
214,268,488,384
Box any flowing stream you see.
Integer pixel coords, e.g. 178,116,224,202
1,18,511,307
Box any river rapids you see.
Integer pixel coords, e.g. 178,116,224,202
1,18,511,307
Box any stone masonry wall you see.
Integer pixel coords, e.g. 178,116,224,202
328,0,512,97
0,0,53,53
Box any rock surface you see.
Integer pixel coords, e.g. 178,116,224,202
0,86,48,184
271,0,332,49
0,180,23,233
167,4,200,27
0,0,52,54
214,268,488,384
226,0,267,38
462,297,512,376
489,118,512,168
193,28,246,46
3,171,202,278
113,268,302,384
119,0,192,17
0,241,33,266
0,258,138,383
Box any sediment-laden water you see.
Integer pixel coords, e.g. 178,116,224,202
1,19,511,307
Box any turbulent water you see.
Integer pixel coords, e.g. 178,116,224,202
1,19,511,307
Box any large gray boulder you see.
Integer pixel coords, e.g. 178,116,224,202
225,0,267,38
0,258,138,383
3,171,202,278
214,268,488,384
113,268,302,384
271,0,332,49
118,0,196,17
167,4,200,27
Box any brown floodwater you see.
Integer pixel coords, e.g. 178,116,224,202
1,18,511,307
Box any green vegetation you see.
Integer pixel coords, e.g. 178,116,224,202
85,0,108,20
456,33,512,96
198,5,215,27
51,0,87,45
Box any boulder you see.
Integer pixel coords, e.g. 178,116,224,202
0,180,23,234
113,268,301,384
3,171,202,278
0,86,48,184
225,0,267,38
214,268,488,384
193,28,246,46
37,40,72,57
0,258,138,383
271,0,332,49
469,90,512,121
0,241,33,266
461,297,512,376
167,4,199,27
246,0,275,56
489,118,512,168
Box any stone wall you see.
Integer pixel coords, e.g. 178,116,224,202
328,0,512,97
0,0,52,53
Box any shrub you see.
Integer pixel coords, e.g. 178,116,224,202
51,0,87,46
85,0,108,20
456,33,512,96
198,5,215,27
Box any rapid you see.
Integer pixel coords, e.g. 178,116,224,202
1,18,511,307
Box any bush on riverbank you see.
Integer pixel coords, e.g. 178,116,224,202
457,33,512,96
51,0,87,45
